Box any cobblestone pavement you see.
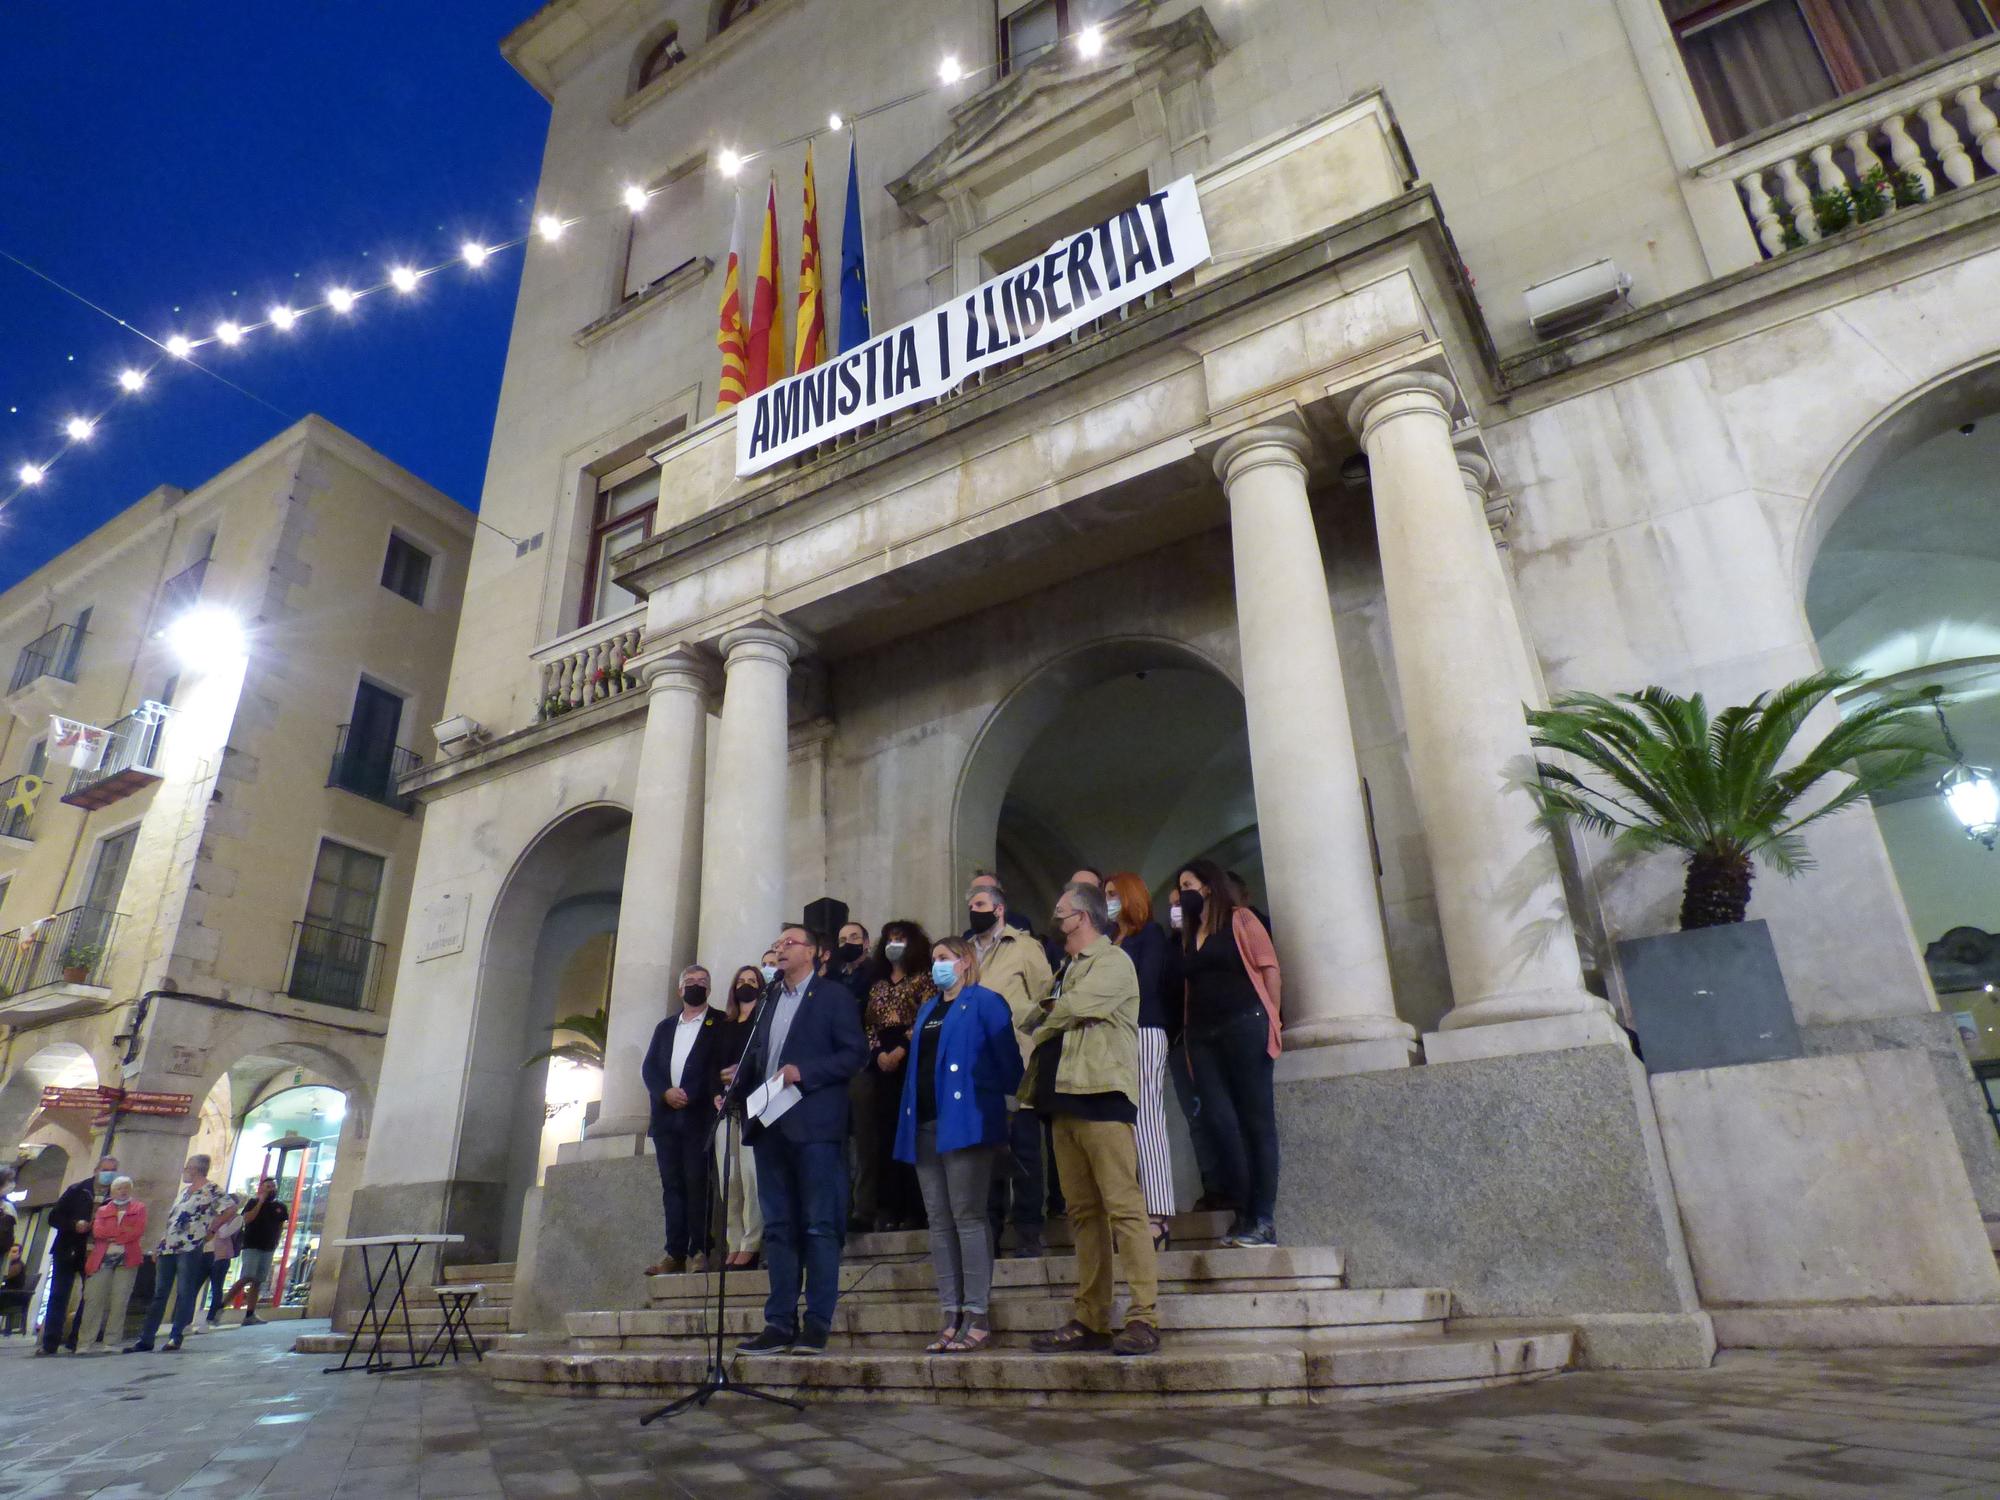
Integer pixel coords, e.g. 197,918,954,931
2,1323,1998,1497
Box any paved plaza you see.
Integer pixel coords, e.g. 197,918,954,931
0,1324,1998,1497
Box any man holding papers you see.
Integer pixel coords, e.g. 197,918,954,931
727,923,866,1353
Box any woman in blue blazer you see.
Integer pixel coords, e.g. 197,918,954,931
895,934,1024,1353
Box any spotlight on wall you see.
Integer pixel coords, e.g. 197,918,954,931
164,606,247,672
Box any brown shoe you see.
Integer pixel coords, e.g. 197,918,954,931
1112,1319,1160,1357
1030,1319,1112,1354
686,1253,708,1274
645,1256,687,1277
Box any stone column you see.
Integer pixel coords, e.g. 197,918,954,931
1212,423,1415,1074
1347,372,1617,1062
695,622,802,982
585,647,716,1144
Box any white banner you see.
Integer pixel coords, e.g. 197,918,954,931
736,175,1210,477
48,716,110,771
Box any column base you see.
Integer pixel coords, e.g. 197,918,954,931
1275,1036,1418,1080
556,1132,652,1165
1423,1008,1630,1065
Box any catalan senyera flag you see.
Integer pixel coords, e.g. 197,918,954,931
715,204,748,412
744,177,785,395
794,144,828,374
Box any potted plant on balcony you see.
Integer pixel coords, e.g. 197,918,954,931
59,941,103,984
1525,668,1940,1071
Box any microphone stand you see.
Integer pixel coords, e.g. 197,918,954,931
642,987,802,1425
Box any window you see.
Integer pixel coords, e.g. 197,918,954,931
81,825,138,952
329,680,409,806
290,839,386,1008
580,465,660,626
304,839,384,940
621,163,706,301
999,0,1120,73
636,26,684,88
381,532,433,606
1665,0,1996,144
718,0,765,33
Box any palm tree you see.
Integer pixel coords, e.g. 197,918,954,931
521,1006,608,1070
1525,669,1941,930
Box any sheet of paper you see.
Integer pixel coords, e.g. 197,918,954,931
746,1073,801,1126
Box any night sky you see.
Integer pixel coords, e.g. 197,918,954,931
0,6,550,591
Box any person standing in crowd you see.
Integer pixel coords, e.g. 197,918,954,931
643,965,722,1277
967,878,1054,1257
829,921,875,992
1174,859,1283,1247
711,965,768,1270
0,1163,16,1268
1026,883,1160,1356
1106,872,1177,1248
860,920,935,1232
727,924,866,1354
896,935,1022,1353
0,1244,27,1336
37,1153,114,1356
226,1176,289,1325
128,1154,224,1353
199,1194,244,1331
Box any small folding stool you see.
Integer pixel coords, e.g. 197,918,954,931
423,1283,485,1364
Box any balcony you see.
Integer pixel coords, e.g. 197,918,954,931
0,774,43,846
4,621,85,723
326,725,423,813
0,904,121,1021
158,556,209,620
61,703,169,811
284,920,385,1011
1715,45,2000,260
533,609,645,723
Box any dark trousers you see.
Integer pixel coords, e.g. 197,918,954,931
986,1105,1046,1247
1168,1037,1228,1203
203,1254,231,1319
136,1250,209,1347
651,1120,712,1261
38,1257,80,1352
753,1134,847,1336
873,1062,921,1227
1186,1010,1280,1227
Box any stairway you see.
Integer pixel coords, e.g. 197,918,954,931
291,1261,519,1357
480,1216,1574,1408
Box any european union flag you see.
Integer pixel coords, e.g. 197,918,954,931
837,134,870,355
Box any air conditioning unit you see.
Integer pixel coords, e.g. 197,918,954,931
432,714,489,758
1523,259,1631,337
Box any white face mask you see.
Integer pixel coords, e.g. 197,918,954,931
884,939,907,961
1105,896,1122,920
1169,905,1183,931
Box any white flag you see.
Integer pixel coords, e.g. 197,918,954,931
48,716,109,771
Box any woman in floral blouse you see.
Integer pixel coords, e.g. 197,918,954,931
127,1154,224,1352
862,920,936,1232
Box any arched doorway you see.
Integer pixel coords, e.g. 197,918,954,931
0,1040,98,1156
463,804,630,1259
1804,362,2000,1102
219,1083,346,1311
955,638,1258,921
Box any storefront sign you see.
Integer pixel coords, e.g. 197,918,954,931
736,175,1211,476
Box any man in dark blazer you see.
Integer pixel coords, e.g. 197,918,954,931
726,924,865,1353
642,967,723,1276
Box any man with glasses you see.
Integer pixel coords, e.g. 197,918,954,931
724,923,866,1354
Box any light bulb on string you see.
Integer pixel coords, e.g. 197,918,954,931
64,417,94,442
117,369,146,393
269,305,297,331
327,287,357,314
536,214,566,243
16,463,44,487
389,266,419,293
827,113,843,132
938,54,963,84
1076,24,1104,57
165,335,193,359
717,149,743,178
216,321,244,346
461,242,489,268
623,184,650,212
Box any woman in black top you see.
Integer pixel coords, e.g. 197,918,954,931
1106,871,1178,1248
1173,858,1282,1248
711,966,767,1268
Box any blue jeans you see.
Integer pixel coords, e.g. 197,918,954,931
39,1257,80,1352
986,1106,1046,1246
1186,1010,1280,1228
136,1251,210,1347
752,1135,847,1336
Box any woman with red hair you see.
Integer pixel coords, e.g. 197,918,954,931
1105,871,1176,1249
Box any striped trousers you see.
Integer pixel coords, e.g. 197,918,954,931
1135,1024,1175,1218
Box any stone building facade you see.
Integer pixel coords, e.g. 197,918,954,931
357,0,2000,1369
0,417,471,1316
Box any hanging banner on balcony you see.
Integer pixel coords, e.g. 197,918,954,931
48,716,110,770
735,175,1211,477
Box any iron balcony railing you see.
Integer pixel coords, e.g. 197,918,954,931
158,556,210,619
63,703,170,807
8,622,85,694
285,920,385,1011
0,773,41,841
326,725,423,813
0,904,121,995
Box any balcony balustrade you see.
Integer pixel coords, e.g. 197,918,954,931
284,920,385,1011
62,702,170,811
326,725,423,813
0,774,42,842
535,617,644,722
0,904,121,1006
7,621,85,695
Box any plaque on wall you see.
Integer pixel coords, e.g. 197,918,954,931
416,892,470,963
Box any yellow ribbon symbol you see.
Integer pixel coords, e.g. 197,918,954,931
5,774,42,817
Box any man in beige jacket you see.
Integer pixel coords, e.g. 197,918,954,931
967,876,1054,1255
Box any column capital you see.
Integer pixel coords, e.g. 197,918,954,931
716,618,808,669
1454,448,1494,494
630,644,718,698
1345,369,1459,443
1211,422,1313,490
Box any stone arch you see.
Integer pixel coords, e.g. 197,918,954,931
0,1031,106,1158
629,17,682,92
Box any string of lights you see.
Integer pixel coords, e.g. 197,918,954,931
0,24,1114,512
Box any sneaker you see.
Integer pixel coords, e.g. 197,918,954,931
241,1313,263,1326
123,1342,154,1354
162,1339,183,1352
1230,1223,1277,1249
686,1253,707,1275
644,1256,686,1277
792,1323,829,1355
1112,1320,1160,1357
735,1325,793,1354
1006,1235,1045,1259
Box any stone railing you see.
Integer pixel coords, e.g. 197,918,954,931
1718,49,2000,259
532,609,645,723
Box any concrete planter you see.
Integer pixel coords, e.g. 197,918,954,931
1615,919,1801,1076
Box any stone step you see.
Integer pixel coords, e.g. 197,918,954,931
646,1245,1342,1309
845,1209,1236,1263
480,1330,1574,1408
332,1304,514,1333
443,1261,516,1284
581,1286,1447,1350
291,1329,520,1356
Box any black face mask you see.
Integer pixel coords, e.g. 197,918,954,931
1178,889,1206,923
681,984,709,1010
967,908,1000,935
837,942,864,964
